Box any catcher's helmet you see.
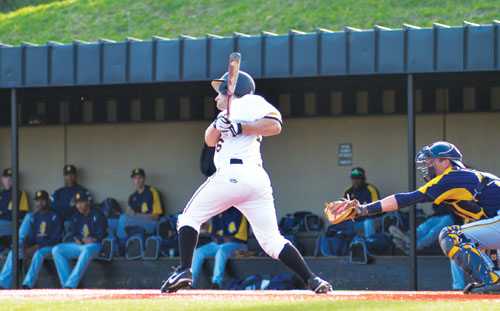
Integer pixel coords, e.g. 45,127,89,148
416,141,464,181
211,71,255,97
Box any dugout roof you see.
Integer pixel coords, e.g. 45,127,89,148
1,21,500,88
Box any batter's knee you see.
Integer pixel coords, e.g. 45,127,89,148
256,235,288,259
176,214,202,233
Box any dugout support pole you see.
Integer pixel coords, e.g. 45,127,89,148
11,88,20,289
407,74,417,290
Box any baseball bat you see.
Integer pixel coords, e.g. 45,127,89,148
226,52,241,119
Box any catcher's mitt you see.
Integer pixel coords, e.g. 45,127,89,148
324,199,359,224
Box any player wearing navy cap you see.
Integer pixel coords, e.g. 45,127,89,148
0,190,63,289
50,165,91,233
0,168,29,238
342,167,380,237
107,168,162,254
51,191,107,288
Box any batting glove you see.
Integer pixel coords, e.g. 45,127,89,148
221,123,243,137
213,116,232,131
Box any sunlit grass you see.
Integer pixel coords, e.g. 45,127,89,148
0,0,498,45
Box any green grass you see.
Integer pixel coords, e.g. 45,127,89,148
0,0,499,45
4,299,500,311
0,0,60,13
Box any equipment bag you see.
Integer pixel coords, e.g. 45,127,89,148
349,237,369,264
268,272,296,290
240,274,263,290
143,235,162,260
95,198,122,219
315,223,355,257
125,234,145,260
304,214,324,232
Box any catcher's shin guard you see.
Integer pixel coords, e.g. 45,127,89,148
439,226,499,285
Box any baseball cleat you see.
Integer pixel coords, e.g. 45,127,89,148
160,267,193,293
388,226,410,244
307,276,333,294
466,281,500,294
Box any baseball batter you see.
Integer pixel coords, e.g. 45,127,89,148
161,71,332,294
328,141,500,294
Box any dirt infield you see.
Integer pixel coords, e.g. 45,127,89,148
1,289,500,302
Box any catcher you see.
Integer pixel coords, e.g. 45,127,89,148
325,141,500,294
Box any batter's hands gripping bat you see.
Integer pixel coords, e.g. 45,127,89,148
226,52,241,119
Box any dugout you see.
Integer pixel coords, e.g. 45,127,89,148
1,22,500,289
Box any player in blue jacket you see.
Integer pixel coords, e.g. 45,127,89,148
0,168,29,238
52,191,107,289
191,207,248,289
342,167,380,237
50,165,90,232
347,141,500,294
0,190,63,289
109,168,162,249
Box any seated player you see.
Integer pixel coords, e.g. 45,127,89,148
192,207,248,289
328,141,500,294
109,168,162,251
52,191,107,288
51,165,91,233
342,167,380,237
0,168,29,235
0,168,29,248
0,190,62,289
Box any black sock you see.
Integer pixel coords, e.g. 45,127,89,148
278,243,314,282
178,226,199,270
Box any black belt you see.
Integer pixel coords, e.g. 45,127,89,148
230,158,243,164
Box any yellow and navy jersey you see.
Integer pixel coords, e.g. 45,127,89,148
209,207,248,244
128,185,163,215
417,167,500,221
0,189,29,220
71,207,107,243
51,184,90,221
25,209,63,248
343,183,380,205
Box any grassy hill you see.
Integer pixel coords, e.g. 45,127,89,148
0,0,499,45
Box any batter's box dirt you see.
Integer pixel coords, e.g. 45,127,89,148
1,289,500,302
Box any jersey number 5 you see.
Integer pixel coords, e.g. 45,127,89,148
216,138,224,152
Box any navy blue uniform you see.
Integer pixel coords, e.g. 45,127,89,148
343,183,380,223
414,167,500,221
25,209,63,248
343,183,380,205
209,207,248,244
71,207,107,243
0,189,29,220
51,185,90,221
128,185,163,216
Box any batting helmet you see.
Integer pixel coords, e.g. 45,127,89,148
211,71,255,97
416,141,464,181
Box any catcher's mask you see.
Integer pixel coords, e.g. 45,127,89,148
416,141,464,182
211,71,255,97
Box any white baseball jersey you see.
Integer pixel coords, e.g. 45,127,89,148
177,93,289,259
214,94,282,168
